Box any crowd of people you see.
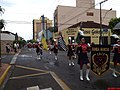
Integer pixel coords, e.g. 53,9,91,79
5,43,20,53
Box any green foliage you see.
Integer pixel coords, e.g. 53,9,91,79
0,19,5,29
109,17,120,34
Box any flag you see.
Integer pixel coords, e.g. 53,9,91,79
41,33,48,50
76,30,84,44
58,36,67,51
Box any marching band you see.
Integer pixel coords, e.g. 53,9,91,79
35,31,120,82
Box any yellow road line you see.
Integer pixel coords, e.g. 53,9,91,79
9,72,49,80
110,68,120,75
15,65,49,73
50,71,71,90
13,65,71,90
0,65,11,86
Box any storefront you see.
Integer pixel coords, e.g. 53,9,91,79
53,21,112,45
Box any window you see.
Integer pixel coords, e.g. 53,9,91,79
87,12,94,16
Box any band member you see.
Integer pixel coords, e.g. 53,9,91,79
67,38,75,66
53,39,58,60
76,38,90,81
112,39,120,77
36,43,43,60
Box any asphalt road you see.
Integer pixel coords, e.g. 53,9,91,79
1,47,120,90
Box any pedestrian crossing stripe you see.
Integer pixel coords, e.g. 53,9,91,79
27,86,52,90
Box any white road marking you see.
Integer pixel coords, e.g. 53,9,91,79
10,54,18,65
27,86,39,90
27,86,53,90
19,55,32,58
10,50,20,65
41,88,53,90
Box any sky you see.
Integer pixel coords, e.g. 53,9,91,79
0,0,120,40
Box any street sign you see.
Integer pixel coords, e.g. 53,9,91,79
91,45,110,76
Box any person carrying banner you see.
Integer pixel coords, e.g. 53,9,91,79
76,37,91,81
67,37,75,66
112,39,120,77
53,39,58,60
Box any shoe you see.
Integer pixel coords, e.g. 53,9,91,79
55,56,57,60
37,57,41,60
72,62,74,66
86,76,90,81
86,69,90,81
113,73,117,77
112,69,117,78
80,76,83,81
69,63,71,66
80,70,83,81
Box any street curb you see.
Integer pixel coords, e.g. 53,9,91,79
0,65,11,86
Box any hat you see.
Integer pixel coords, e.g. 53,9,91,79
54,39,56,42
117,39,120,42
81,37,85,41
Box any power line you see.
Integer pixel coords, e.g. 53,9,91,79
5,20,32,24
46,0,61,13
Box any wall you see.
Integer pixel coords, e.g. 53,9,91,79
1,33,15,54
56,6,116,31
53,27,112,45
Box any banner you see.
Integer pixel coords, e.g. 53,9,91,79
41,33,48,50
58,36,67,51
91,45,110,76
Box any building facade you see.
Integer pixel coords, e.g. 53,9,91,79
53,21,112,45
1,31,15,54
33,16,52,40
54,0,116,32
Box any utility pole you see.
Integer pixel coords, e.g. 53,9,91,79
99,0,108,45
46,20,48,43
0,6,5,67
0,29,1,67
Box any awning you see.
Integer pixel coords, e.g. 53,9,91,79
113,22,120,31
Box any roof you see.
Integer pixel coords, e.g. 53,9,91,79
68,21,108,28
1,31,16,36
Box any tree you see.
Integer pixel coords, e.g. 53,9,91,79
109,17,120,35
0,19,5,29
0,6,5,15
0,6,5,29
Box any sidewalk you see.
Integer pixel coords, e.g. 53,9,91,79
0,63,11,86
